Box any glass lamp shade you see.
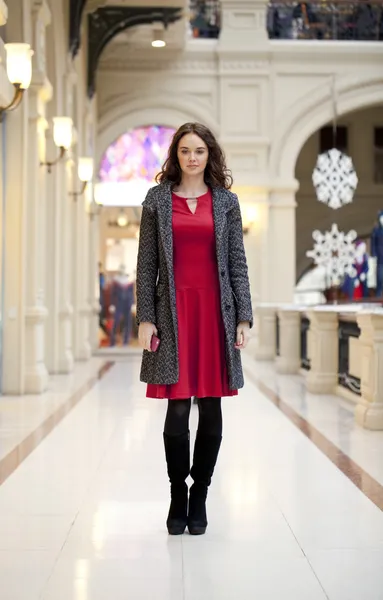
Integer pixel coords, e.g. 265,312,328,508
78,157,94,182
117,212,128,227
242,205,258,229
53,117,73,150
5,43,34,89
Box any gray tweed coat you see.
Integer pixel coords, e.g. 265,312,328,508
136,181,253,390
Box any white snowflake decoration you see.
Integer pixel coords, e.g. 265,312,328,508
312,148,358,210
306,223,358,285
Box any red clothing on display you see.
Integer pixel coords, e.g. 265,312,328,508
146,189,237,400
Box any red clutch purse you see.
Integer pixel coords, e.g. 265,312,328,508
151,334,161,352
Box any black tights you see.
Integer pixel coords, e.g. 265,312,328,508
164,397,222,437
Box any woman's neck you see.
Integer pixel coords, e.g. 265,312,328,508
175,174,207,197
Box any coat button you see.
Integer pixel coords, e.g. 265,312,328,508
221,270,225,277
225,304,231,311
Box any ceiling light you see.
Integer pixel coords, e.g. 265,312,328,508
152,29,166,48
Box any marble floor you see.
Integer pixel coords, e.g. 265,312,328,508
0,353,382,600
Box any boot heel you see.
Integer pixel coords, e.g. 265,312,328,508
187,483,207,535
163,432,190,535
167,481,188,535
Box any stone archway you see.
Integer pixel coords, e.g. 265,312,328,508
267,74,383,300
96,94,220,171
270,75,383,182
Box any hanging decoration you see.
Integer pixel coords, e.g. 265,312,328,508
312,77,358,210
312,148,358,209
306,223,358,285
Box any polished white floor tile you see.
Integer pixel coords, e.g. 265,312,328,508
0,515,72,551
243,353,383,486
42,575,183,600
0,550,56,600
183,553,326,600
1,357,383,599
307,549,383,600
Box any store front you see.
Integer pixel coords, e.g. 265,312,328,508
97,124,175,347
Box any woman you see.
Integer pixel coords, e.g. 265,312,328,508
136,122,253,536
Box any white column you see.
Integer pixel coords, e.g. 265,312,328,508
254,304,277,360
276,307,301,374
3,93,27,394
56,154,75,373
44,128,60,373
267,184,298,303
24,86,50,392
306,309,338,394
89,208,101,352
71,172,91,361
355,311,383,430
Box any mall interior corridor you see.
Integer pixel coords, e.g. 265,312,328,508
0,351,382,600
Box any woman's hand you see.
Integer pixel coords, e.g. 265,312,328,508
234,321,250,350
138,322,158,351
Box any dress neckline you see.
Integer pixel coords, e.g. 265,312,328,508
172,189,210,200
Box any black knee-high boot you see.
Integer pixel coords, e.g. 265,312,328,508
163,431,190,535
188,432,222,535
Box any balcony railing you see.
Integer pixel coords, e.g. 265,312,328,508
190,0,221,38
189,1,383,41
267,0,383,41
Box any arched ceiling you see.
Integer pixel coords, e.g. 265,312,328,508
69,1,183,98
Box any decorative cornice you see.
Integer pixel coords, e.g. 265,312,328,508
99,56,217,74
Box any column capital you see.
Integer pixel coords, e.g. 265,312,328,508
357,310,383,341
278,307,301,321
308,309,339,328
31,0,52,85
32,0,51,26
355,309,383,430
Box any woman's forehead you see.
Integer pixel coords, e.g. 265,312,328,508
178,133,207,148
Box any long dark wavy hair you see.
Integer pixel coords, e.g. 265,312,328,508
156,123,233,189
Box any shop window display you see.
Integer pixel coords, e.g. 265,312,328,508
98,125,176,346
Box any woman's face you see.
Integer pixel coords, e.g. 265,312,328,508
177,133,209,177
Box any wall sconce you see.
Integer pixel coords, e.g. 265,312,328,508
117,210,128,227
242,205,258,234
70,157,94,199
41,117,73,173
0,43,34,121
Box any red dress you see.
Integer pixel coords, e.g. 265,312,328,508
146,189,237,400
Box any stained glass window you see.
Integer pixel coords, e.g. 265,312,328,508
99,125,176,184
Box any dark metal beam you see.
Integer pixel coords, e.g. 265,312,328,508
87,6,183,98
69,0,88,58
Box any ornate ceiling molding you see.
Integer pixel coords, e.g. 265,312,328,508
87,6,183,98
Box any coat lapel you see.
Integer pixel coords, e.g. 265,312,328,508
156,181,174,277
212,187,227,254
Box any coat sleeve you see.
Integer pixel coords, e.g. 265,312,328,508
227,194,253,328
136,190,158,325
